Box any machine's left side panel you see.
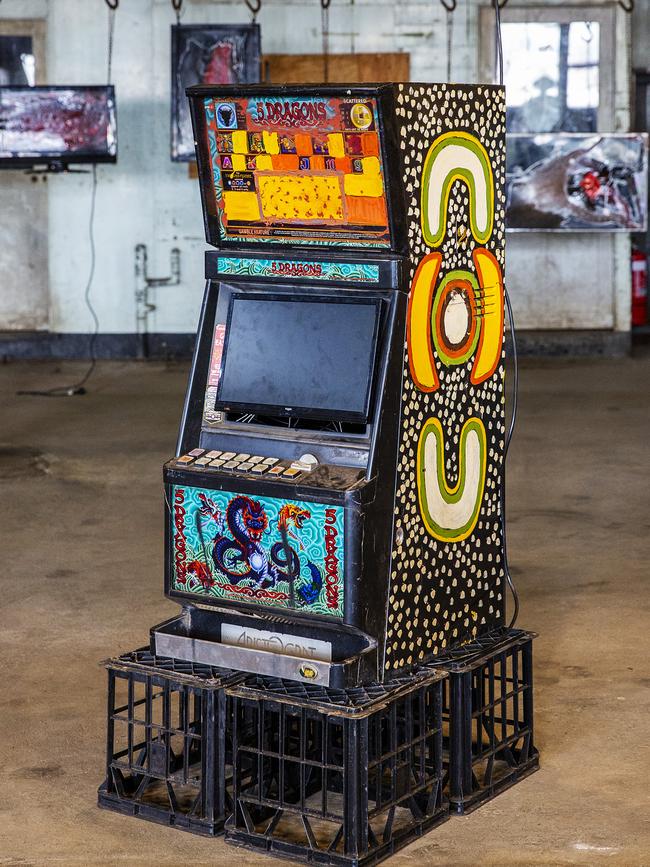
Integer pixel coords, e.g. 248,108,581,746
176,279,220,456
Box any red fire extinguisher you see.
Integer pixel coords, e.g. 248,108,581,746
632,248,648,327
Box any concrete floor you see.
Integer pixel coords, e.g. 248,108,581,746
0,356,649,866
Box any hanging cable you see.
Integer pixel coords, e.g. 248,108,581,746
321,0,331,84
439,0,455,83
447,13,453,82
490,0,520,628
493,0,504,87
17,166,99,397
17,0,118,399
106,0,117,84
502,287,520,628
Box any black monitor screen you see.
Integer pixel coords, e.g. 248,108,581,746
215,295,381,422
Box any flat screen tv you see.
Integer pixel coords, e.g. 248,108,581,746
213,293,382,423
0,85,117,168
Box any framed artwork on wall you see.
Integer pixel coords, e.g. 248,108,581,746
506,133,648,231
171,23,260,162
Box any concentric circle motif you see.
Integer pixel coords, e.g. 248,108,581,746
432,270,479,366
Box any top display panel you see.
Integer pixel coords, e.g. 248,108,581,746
194,92,391,248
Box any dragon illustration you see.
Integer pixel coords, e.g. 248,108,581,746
198,495,322,605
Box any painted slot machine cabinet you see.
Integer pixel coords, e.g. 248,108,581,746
153,84,507,687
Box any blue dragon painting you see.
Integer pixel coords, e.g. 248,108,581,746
196,492,323,606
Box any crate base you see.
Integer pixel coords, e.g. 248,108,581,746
433,628,540,816
98,647,243,837
448,752,539,816
225,804,449,867
98,780,225,837
224,669,449,867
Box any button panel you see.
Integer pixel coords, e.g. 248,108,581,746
173,449,314,482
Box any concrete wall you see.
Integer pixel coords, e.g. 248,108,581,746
0,0,638,345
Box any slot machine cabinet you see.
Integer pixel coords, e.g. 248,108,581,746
153,84,507,687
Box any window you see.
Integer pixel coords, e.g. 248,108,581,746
502,21,599,133
0,35,36,86
479,6,615,134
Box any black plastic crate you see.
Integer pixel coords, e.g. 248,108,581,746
224,668,449,866
98,647,243,836
433,628,539,814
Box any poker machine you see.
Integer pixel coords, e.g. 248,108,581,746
152,83,508,687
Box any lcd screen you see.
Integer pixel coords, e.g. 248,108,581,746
191,91,391,247
0,86,117,165
215,295,381,421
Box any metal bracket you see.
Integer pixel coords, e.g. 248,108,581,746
134,244,181,358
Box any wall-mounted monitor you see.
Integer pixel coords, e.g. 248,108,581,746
0,85,117,169
171,24,260,162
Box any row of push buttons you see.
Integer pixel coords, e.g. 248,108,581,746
174,448,305,479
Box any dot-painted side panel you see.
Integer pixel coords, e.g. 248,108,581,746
385,84,506,673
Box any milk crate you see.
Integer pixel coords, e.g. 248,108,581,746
224,668,449,866
98,647,243,836
434,628,539,814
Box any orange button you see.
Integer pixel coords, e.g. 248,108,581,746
361,133,380,156
294,133,313,156
345,194,388,226
335,157,352,173
271,154,300,171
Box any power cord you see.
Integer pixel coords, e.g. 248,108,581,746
17,0,118,399
502,287,520,628
492,0,520,628
494,0,504,89
17,165,99,397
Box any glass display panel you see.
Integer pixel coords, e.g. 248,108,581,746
215,295,381,421
200,93,390,247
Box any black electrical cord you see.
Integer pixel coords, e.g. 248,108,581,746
502,287,520,628
17,165,100,398
17,0,116,400
494,0,504,90
492,0,519,629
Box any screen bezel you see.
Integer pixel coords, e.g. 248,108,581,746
213,291,382,424
0,85,117,167
186,84,407,253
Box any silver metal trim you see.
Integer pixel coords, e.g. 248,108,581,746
154,631,331,686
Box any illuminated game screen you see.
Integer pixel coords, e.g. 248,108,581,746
210,295,381,422
200,94,390,247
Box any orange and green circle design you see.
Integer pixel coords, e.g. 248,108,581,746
432,270,480,367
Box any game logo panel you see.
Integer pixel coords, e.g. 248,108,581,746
171,484,345,618
203,94,390,247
